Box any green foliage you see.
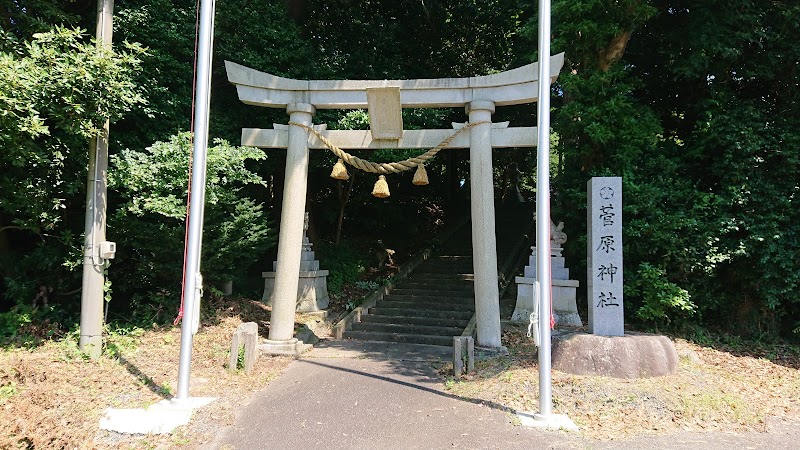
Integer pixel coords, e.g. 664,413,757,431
108,133,276,323
113,0,322,150
307,0,523,79
0,305,32,341
355,280,379,291
684,99,800,323
0,1,84,48
548,0,656,69
0,26,144,308
335,110,370,131
541,0,800,337
0,304,68,347
237,345,246,371
0,27,144,231
103,324,145,358
0,0,796,340
111,0,197,150
315,240,368,296
626,0,800,334
627,263,696,328
0,381,17,403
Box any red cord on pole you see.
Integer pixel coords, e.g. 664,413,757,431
174,0,203,326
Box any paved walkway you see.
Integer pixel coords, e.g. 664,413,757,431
203,341,799,450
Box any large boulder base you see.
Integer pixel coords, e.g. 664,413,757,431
552,331,678,378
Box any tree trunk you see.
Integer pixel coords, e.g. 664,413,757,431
597,30,632,72
0,214,10,255
285,0,307,24
446,150,461,213
273,152,286,220
334,173,355,245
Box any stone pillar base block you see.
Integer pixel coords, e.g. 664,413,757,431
517,412,579,431
299,310,329,320
552,331,678,378
512,278,582,327
259,338,311,356
553,311,582,327
475,345,509,358
511,308,583,328
263,271,330,313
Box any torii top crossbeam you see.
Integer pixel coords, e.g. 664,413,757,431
225,54,564,110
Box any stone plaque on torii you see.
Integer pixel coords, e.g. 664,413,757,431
226,54,565,354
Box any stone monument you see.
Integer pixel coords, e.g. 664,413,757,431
587,177,623,336
512,220,581,326
551,176,678,379
262,213,330,313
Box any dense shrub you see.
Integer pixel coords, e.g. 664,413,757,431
108,133,275,323
0,27,143,314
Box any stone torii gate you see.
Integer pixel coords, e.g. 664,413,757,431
226,54,564,352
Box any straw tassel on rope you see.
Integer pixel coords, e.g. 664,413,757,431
372,175,390,198
330,158,349,180
412,163,429,186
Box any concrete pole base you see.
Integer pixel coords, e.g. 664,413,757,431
167,396,216,409
516,412,579,431
99,397,215,435
259,338,311,356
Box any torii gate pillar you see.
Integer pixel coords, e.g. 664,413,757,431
265,103,315,350
467,100,502,347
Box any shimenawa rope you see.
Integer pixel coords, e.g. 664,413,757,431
287,121,489,174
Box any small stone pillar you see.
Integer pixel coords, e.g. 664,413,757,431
466,100,502,348
228,322,258,374
453,336,475,378
512,221,581,326
263,212,330,312
265,103,315,351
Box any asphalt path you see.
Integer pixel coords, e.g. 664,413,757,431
203,341,800,450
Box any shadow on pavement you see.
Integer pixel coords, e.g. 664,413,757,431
298,357,514,414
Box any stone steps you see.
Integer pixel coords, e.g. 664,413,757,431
349,322,464,336
342,331,454,347
360,314,469,328
412,267,474,274
388,288,474,297
377,300,475,312
417,260,473,267
383,294,474,305
341,223,487,347
414,261,472,273
349,252,476,345
367,307,474,321
392,282,474,292
407,274,475,281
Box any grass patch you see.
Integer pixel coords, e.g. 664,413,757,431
440,322,800,439
0,297,294,449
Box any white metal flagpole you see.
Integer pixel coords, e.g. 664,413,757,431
175,0,216,402
535,0,554,418
528,0,577,430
